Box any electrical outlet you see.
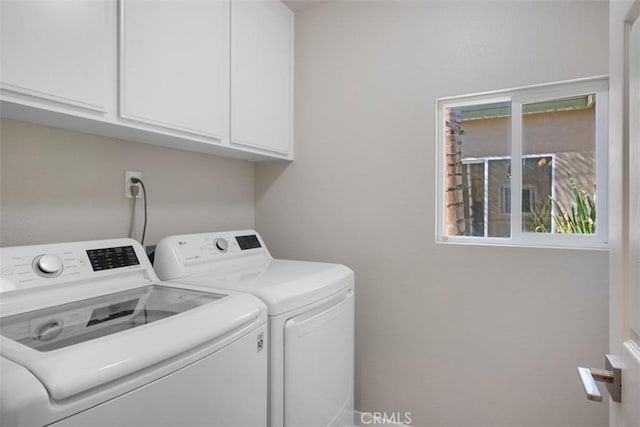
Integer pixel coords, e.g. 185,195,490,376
125,171,142,198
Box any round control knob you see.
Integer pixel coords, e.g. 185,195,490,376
214,238,228,252
33,254,64,277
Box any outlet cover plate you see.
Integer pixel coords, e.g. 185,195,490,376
125,171,142,198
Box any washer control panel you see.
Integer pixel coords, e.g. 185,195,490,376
86,246,139,272
0,239,148,293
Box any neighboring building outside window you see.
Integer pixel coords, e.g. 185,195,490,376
502,184,536,215
436,77,607,248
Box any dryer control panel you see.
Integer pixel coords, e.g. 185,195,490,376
154,230,271,280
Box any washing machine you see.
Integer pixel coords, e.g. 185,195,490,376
154,230,354,427
0,238,268,427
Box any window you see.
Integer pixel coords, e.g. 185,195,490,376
436,77,607,248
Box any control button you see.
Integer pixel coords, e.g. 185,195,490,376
215,238,229,252
33,254,64,278
1,267,13,276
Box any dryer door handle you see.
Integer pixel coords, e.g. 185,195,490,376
285,289,353,337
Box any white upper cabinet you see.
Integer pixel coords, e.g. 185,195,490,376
231,0,293,156
119,0,229,141
0,0,293,160
0,0,111,114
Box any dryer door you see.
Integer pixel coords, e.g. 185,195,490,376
283,289,354,427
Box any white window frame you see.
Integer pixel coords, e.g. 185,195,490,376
435,76,608,249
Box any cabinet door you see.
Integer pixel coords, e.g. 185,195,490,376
0,0,110,113
231,0,293,155
120,0,229,140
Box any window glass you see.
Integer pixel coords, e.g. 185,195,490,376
487,158,510,237
444,102,511,238
522,95,597,234
502,184,537,214
460,162,485,237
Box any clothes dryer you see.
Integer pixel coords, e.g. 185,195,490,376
154,230,354,427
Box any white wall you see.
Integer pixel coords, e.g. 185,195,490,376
255,1,609,426
0,119,254,246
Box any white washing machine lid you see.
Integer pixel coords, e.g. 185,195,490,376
171,259,354,316
0,283,265,401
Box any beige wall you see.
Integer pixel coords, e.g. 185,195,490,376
255,1,609,426
0,119,254,246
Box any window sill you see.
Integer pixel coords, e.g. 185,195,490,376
436,235,608,251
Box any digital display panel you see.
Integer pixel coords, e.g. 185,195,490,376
236,235,262,250
87,246,139,271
